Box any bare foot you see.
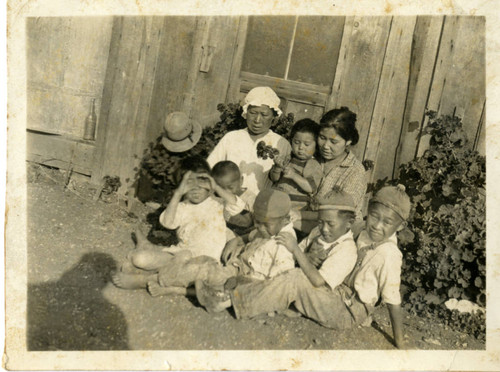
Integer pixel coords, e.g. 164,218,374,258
147,281,187,297
112,272,155,289
134,228,156,251
120,260,147,274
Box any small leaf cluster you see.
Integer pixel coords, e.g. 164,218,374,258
102,176,121,194
256,141,280,160
135,103,295,204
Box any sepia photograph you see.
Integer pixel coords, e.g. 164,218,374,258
5,0,500,370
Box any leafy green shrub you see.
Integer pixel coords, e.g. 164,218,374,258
135,103,295,204
397,111,485,312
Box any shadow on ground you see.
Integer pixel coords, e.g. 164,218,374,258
27,252,129,350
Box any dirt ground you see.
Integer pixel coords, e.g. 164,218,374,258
26,164,485,351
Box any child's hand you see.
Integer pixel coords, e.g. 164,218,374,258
204,173,218,191
222,236,245,264
176,171,195,196
273,154,289,169
306,250,326,268
305,240,328,268
282,166,296,179
275,232,298,253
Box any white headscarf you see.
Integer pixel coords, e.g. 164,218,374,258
241,86,283,118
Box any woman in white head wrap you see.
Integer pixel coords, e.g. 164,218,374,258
207,87,292,195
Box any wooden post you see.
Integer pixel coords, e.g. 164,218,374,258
226,16,249,104
393,16,444,175
363,16,417,183
181,17,209,119
91,17,164,195
473,101,485,155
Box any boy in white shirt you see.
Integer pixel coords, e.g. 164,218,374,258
195,189,298,311
112,156,243,295
341,184,411,348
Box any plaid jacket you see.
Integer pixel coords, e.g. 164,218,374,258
316,152,367,218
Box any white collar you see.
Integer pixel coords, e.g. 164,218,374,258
316,229,354,247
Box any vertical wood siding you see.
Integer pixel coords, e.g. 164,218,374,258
27,17,113,138
27,16,486,191
91,17,164,190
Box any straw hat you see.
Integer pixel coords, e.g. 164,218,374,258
161,112,202,152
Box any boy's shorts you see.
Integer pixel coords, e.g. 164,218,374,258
158,254,235,288
336,284,374,325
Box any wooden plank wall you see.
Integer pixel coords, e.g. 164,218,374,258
327,17,393,162
27,17,113,138
145,16,242,146
394,17,444,174
416,16,486,157
27,16,485,191
145,17,197,144
91,17,164,191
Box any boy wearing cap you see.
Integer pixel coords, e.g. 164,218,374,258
195,189,297,311
340,184,412,349
219,188,297,281
207,86,292,195
196,189,359,315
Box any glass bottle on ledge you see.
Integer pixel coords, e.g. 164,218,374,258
83,98,97,141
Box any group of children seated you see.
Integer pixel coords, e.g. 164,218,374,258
113,112,411,349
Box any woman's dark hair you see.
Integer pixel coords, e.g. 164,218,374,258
174,155,211,185
290,118,320,140
319,107,359,145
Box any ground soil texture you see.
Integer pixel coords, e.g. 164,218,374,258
26,165,485,350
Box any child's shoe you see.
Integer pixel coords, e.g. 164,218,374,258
195,280,231,313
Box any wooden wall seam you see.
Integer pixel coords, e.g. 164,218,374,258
360,16,394,162
365,16,417,183
226,16,248,104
